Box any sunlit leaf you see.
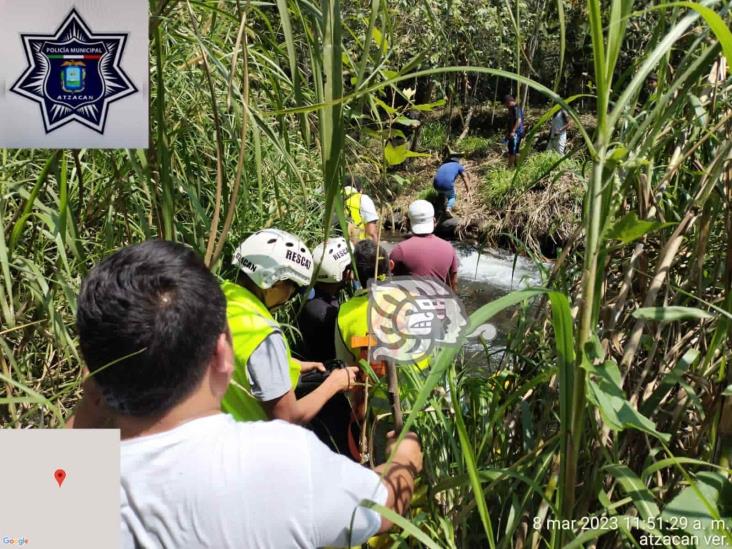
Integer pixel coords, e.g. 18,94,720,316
384,141,429,165
606,212,669,245
662,472,732,544
584,359,670,442
632,306,713,322
413,98,447,111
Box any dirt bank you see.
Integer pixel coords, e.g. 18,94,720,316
379,107,591,258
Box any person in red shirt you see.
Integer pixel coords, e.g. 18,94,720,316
390,200,459,291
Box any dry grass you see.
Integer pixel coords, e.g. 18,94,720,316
477,168,583,256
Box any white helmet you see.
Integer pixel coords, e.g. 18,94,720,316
313,237,351,283
232,229,313,289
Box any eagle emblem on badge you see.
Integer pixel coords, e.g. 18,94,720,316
11,8,137,134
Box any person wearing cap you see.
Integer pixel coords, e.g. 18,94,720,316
390,200,459,291
224,229,359,425
343,175,379,243
433,150,471,213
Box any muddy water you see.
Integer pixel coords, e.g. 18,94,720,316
380,233,545,367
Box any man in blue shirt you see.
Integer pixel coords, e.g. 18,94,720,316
504,95,525,168
433,151,471,213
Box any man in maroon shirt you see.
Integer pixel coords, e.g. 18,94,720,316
390,200,459,291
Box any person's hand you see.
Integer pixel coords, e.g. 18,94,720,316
328,366,359,392
385,431,423,474
299,360,326,374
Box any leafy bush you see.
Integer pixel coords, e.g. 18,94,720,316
419,120,447,151
417,186,439,202
458,135,492,156
482,151,583,208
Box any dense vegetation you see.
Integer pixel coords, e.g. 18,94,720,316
1,0,731,547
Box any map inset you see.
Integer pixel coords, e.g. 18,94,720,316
0,430,119,548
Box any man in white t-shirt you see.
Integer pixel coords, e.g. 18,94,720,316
343,175,379,243
549,108,570,155
68,240,423,548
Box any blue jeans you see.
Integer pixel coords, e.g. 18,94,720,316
507,133,522,155
437,188,456,210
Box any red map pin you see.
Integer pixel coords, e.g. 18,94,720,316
54,469,67,487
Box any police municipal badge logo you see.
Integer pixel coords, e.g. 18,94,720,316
11,8,137,134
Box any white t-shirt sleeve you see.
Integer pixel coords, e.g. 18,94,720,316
246,332,292,401
120,512,135,548
359,194,379,223
306,431,388,547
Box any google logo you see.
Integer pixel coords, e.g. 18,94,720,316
2,538,29,546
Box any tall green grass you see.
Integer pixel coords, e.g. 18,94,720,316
419,121,448,152
1,1,731,547
482,150,583,208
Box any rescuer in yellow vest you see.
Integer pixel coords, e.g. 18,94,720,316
335,239,392,367
223,229,358,423
335,240,431,376
343,176,379,244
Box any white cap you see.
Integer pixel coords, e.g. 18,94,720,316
408,200,435,235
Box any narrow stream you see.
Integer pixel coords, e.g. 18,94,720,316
381,233,546,367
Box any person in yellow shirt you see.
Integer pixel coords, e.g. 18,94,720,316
343,176,379,243
335,239,392,367
223,229,358,423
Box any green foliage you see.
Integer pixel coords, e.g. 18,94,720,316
384,141,430,166
661,472,732,541
632,306,714,322
419,121,447,151
457,135,492,156
481,151,582,208
2,1,732,548
584,359,669,442
606,212,671,245
417,186,439,202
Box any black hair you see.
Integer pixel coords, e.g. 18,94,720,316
76,240,227,417
354,239,389,285
441,146,460,163
343,175,365,191
647,73,658,82
504,94,515,103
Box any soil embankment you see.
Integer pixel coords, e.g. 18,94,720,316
380,107,593,259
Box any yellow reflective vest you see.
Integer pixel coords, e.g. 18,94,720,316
221,281,301,421
337,290,430,370
345,187,366,242
337,291,370,363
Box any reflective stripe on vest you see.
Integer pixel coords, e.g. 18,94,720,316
221,281,300,421
345,191,366,240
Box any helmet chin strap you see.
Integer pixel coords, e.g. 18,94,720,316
240,274,269,304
